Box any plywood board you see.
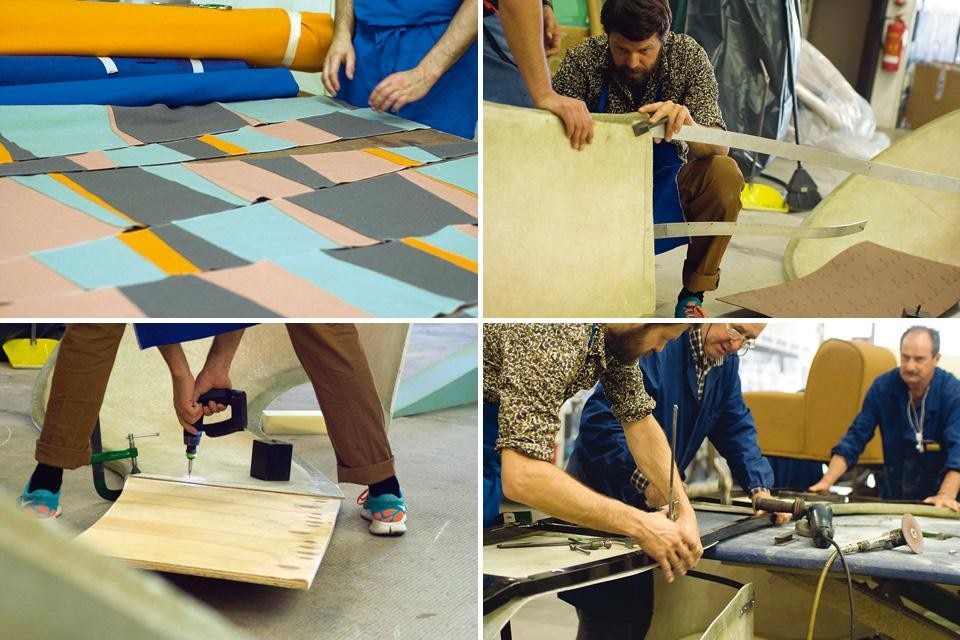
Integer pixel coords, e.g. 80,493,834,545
482,102,655,317
76,476,338,589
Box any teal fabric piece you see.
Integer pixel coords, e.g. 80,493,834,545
379,146,442,164
221,96,342,123
11,175,132,228
103,144,192,168
348,108,427,131
212,127,294,153
414,156,477,193
273,249,461,317
173,202,338,262
0,104,127,157
415,226,477,261
32,237,166,289
142,165,248,206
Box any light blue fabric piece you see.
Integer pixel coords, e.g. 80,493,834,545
32,237,165,289
142,165,248,207
103,144,193,168
273,250,461,317
414,226,477,261
348,108,427,131
415,156,477,193
379,146,441,164
11,175,131,228
0,104,127,157
173,202,337,262
212,127,294,154
221,96,342,123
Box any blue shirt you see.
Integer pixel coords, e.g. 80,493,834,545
832,368,960,500
567,335,774,507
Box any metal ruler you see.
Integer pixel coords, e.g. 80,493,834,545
637,120,960,194
653,219,867,239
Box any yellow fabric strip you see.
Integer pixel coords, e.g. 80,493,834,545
401,237,478,273
363,148,423,167
196,134,248,156
0,142,13,164
119,229,198,275
49,173,137,224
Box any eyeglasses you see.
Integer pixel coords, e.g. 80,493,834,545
725,325,756,356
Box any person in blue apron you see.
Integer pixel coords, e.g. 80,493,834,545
553,0,745,317
321,0,478,139
18,324,410,535
482,0,593,150
810,326,960,512
559,323,786,638
483,323,704,585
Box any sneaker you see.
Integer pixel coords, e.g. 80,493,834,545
675,296,708,318
357,489,407,536
17,484,62,521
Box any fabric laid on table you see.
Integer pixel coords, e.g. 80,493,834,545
298,112,405,138
0,0,333,71
141,165,248,207
402,225,478,266
397,170,477,216
222,96,343,124
32,236,167,289
111,103,249,144
286,149,416,185
185,161,314,202
119,276,279,318
0,134,35,162
413,155,478,193
11,175,135,227
0,104,128,158
244,157,336,190
149,224,251,272
0,56,247,86
414,141,478,160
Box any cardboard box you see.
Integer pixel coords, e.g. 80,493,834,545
903,62,960,129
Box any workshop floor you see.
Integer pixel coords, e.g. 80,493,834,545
0,323,478,640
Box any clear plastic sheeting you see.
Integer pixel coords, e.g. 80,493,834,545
788,40,890,160
910,0,960,65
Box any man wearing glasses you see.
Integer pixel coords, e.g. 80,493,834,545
561,323,779,639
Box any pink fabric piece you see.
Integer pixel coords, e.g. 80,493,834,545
106,107,143,146
67,151,118,171
291,150,404,184
452,224,478,238
256,120,340,146
198,261,371,317
185,160,313,201
0,256,82,305
0,179,120,259
398,170,477,218
1,287,145,318
271,199,379,247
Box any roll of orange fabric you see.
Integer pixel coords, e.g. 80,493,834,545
0,0,332,71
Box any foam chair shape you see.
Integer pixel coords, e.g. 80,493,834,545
743,338,895,464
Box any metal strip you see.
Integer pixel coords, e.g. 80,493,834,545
653,220,867,239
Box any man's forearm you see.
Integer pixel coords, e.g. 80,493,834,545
938,470,960,499
204,329,245,374
157,344,191,379
332,0,355,38
417,0,478,83
623,414,693,515
821,454,849,486
498,0,553,103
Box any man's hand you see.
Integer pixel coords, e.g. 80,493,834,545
632,510,701,583
751,489,792,525
535,92,593,150
923,493,960,512
171,370,204,433
193,366,232,418
639,100,694,143
368,67,435,114
808,478,832,494
542,5,561,56
321,33,356,97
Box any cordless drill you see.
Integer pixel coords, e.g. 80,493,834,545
184,388,248,476
755,496,835,549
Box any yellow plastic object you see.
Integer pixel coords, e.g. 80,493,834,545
3,337,58,369
0,0,332,71
740,183,789,213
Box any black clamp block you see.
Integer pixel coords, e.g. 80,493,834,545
250,438,293,481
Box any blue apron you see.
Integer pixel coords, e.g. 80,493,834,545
134,324,256,349
596,78,687,254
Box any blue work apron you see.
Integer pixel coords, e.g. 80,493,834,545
596,78,687,254
134,324,256,349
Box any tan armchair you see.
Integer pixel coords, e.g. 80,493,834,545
743,339,896,464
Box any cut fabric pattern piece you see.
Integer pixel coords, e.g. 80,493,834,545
185,161,314,202
111,103,249,145
119,276,279,318
396,170,477,216
289,149,414,185
149,224,250,272
244,157,336,190
11,175,133,227
141,165,248,207
370,146,441,165
270,199,379,248
415,141,478,160
118,229,199,276
206,127,295,154
222,96,343,124
0,104,127,158
403,225,479,265
347,108,431,132
32,236,167,289
1,287,147,318
0,134,35,162
413,156,478,194
102,144,193,169
298,112,405,139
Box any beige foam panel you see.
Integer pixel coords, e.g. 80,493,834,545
262,409,327,435
32,324,408,496
483,102,655,317
786,110,960,280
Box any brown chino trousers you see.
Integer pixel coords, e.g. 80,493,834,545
35,323,395,486
675,154,745,293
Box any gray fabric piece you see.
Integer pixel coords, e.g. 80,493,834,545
68,167,236,225
112,104,249,144
0,135,36,161
417,142,477,159
299,112,402,139
326,241,476,302
162,138,228,160
245,156,335,189
0,156,85,177
150,224,250,270
287,173,474,239
121,275,279,318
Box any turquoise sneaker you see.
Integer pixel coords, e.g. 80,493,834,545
676,296,708,318
17,484,62,520
357,489,407,536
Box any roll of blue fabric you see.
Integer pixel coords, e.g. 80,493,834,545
0,56,248,86
0,67,298,107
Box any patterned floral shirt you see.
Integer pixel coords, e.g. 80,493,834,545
484,323,655,461
552,32,726,162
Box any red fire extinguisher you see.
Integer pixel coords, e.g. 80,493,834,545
882,15,907,71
